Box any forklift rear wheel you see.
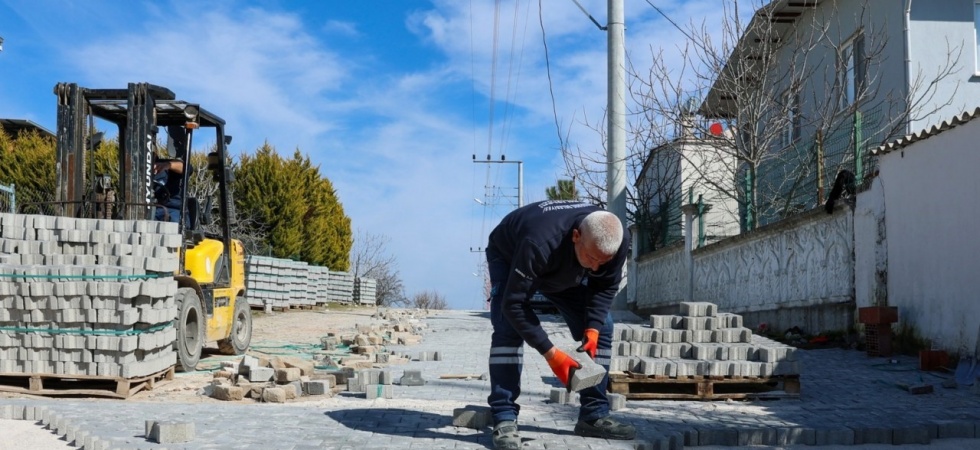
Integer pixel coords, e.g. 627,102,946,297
218,297,252,355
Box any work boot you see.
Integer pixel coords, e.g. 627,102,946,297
573,416,636,440
492,420,521,450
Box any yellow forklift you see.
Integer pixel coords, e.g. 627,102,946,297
51,82,251,371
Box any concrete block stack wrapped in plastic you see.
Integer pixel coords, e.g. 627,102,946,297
353,277,377,306
0,212,180,378
326,270,355,304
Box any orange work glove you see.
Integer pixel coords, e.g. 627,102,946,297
544,347,581,388
576,328,600,359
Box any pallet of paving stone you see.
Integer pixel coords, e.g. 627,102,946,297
607,372,800,401
0,365,174,399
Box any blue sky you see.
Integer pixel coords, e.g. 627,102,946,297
0,0,726,310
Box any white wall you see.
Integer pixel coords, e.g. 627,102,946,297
879,118,980,354
633,208,854,332
680,140,740,242
854,176,887,310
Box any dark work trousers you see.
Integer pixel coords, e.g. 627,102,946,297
486,251,614,425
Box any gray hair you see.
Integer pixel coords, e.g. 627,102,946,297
580,211,623,256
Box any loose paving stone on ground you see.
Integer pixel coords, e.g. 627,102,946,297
3,309,980,449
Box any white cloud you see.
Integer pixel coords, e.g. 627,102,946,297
322,19,360,38
68,5,348,153
3,0,736,309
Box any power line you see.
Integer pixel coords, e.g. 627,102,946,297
644,0,699,46
539,0,567,158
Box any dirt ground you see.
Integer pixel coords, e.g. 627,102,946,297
0,304,384,404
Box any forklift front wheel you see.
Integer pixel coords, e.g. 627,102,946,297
174,287,205,372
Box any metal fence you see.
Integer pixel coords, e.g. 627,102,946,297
752,106,885,228
0,183,14,213
635,106,888,254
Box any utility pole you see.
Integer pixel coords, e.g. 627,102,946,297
607,0,626,222
472,154,524,208
607,0,629,310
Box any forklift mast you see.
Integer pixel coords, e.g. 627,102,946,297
52,82,237,279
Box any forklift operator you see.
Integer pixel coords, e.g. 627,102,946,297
152,125,193,225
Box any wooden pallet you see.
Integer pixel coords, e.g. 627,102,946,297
608,371,800,401
0,366,174,399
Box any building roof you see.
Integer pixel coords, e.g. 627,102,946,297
0,118,55,139
700,0,825,118
873,107,980,155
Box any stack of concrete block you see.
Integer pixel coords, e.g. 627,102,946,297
346,368,394,399
210,354,335,403
282,259,313,308
0,212,180,379
245,256,362,308
353,277,377,306
610,302,801,378
307,266,330,305
244,256,291,310
327,271,355,304
245,256,319,310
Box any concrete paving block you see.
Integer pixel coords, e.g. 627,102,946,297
683,428,699,446
303,380,331,396
680,301,717,317
566,347,606,392
72,430,89,448
240,354,259,369
608,392,626,411
933,420,976,439
776,427,815,445
650,315,677,329
275,367,302,383
149,421,195,444
262,387,287,403
892,425,931,445
452,405,492,429
814,427,854,445
633,326,654,341
549,388,569,404
613,341,631,356
399,370,425,386
631,342,655,358
738,427,780,446
682,316,719,331
615,324,635,340
676,360,705,377
698,427,738,446
365,384,393,399
692,344,719,360
248,367,274,382
851,425,891,444
0,405,13,420
773,360,802,376
283,383,299,399
683,330,715,343
211,385,244,401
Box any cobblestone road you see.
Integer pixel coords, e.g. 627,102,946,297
3,309,980,449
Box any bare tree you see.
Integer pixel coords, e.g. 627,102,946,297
349,230,406,307
186,151,269,253
409,290,449,312
563,0,959,233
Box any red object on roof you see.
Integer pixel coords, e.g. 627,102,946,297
708,122,723,136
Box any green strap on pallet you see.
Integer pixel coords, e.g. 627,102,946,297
0,321,174,336
0,273,160,280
